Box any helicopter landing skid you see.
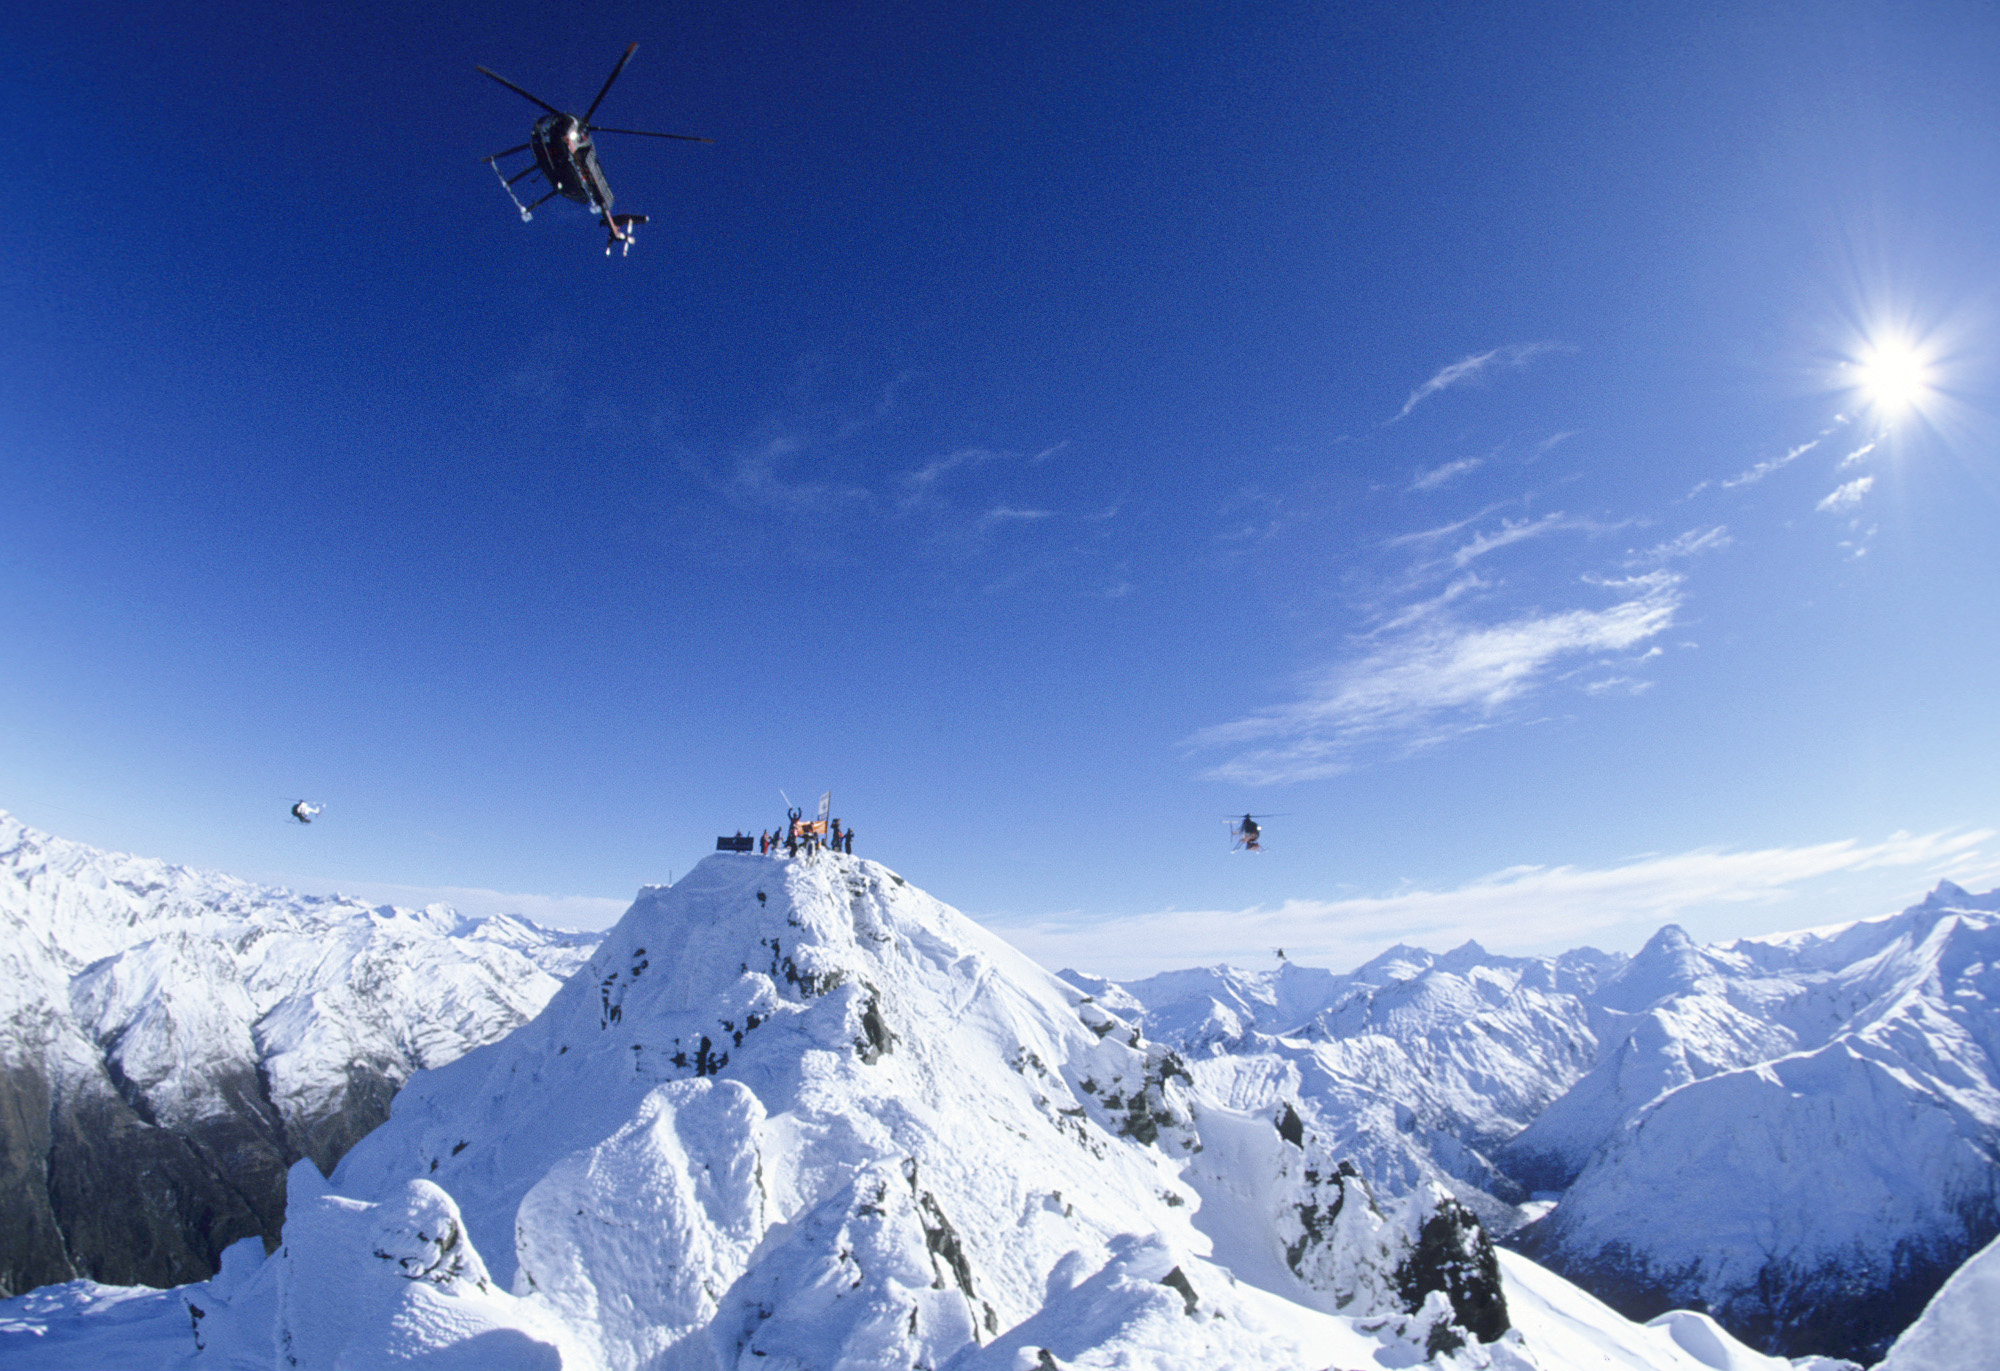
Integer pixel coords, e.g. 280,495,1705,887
487,157,538,221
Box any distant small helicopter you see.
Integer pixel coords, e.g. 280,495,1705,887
1227,813,1285,852
477,43,712,255
290,801,324,825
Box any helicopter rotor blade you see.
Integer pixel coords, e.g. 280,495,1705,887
587,126,714,142
476,66,563,115
582,43,639,124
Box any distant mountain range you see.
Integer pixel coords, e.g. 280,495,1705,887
3,812,1995,1365
2,847,1805,1370
1092,883,2000,1362
0,812,597,1296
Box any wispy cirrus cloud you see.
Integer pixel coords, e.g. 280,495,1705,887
1192,571,1682,783
898,445,1014,505
1697,417,1853,498
1368,572,1490,635
1410,456,1484,491
1383,500,1520,549
979,505,1056,526
1389,342,1566,423
1632,525,1731,563
989,828,1996,977
1817,475,1874,513
1445,512,1611,569
898,443,1070,513
1719,437,1823,490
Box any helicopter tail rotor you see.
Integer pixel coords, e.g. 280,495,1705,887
606,213,648,256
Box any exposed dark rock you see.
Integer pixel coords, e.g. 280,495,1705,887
0,1062,74,1293
1393,1194,1510,1344
1284,1159,1361,1277
915,1186,998,1333
1275,1101,1305,1149
0,1052,409,1297
290,1064,402,1177
855,987,895,1063
1160,1264,1199,1315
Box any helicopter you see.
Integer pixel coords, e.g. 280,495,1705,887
477,43,712,255
290,801,324,825
1227,813,1285,852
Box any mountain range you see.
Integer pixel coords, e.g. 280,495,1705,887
1094,884,2000,1361
0,811,596,1296
0,843,1831,1370
2,813,1995,1366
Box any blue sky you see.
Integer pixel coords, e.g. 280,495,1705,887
4,0,1998,975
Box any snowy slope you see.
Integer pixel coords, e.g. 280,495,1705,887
1514,884,2000,1361
0,851,1787,1371
1089,943,1623,1228
1093,884,2000,1364
0,811,598,1296
1874,1230,2000,1371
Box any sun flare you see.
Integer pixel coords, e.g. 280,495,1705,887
1850,335,1935,418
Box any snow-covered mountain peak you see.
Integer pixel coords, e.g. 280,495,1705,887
1433,939,1507,975
331,852,1213,1293
1351,941,1439,984
1921,878,1984,910
113,849,1540,1368
1590,923,1721,1012
1,841,1840,1370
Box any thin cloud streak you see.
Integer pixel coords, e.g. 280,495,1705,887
1817,476,1874,512
1410,457,1484,491
1447,512,1595,569
1368,573,1489,635
1389,343,1565,423
980,506,1057,525
901,446,1014,497
1384,500,1519,549
991,829,1995,977
1632,526,1731,564
1194,572,1682,783
1720,437,1822,489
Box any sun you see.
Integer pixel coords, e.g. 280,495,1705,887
1849,334,1935,418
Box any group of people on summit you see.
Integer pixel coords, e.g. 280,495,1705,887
760,807,854,858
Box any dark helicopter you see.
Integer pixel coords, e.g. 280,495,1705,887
1227,813,1286,852
477,43,712,255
